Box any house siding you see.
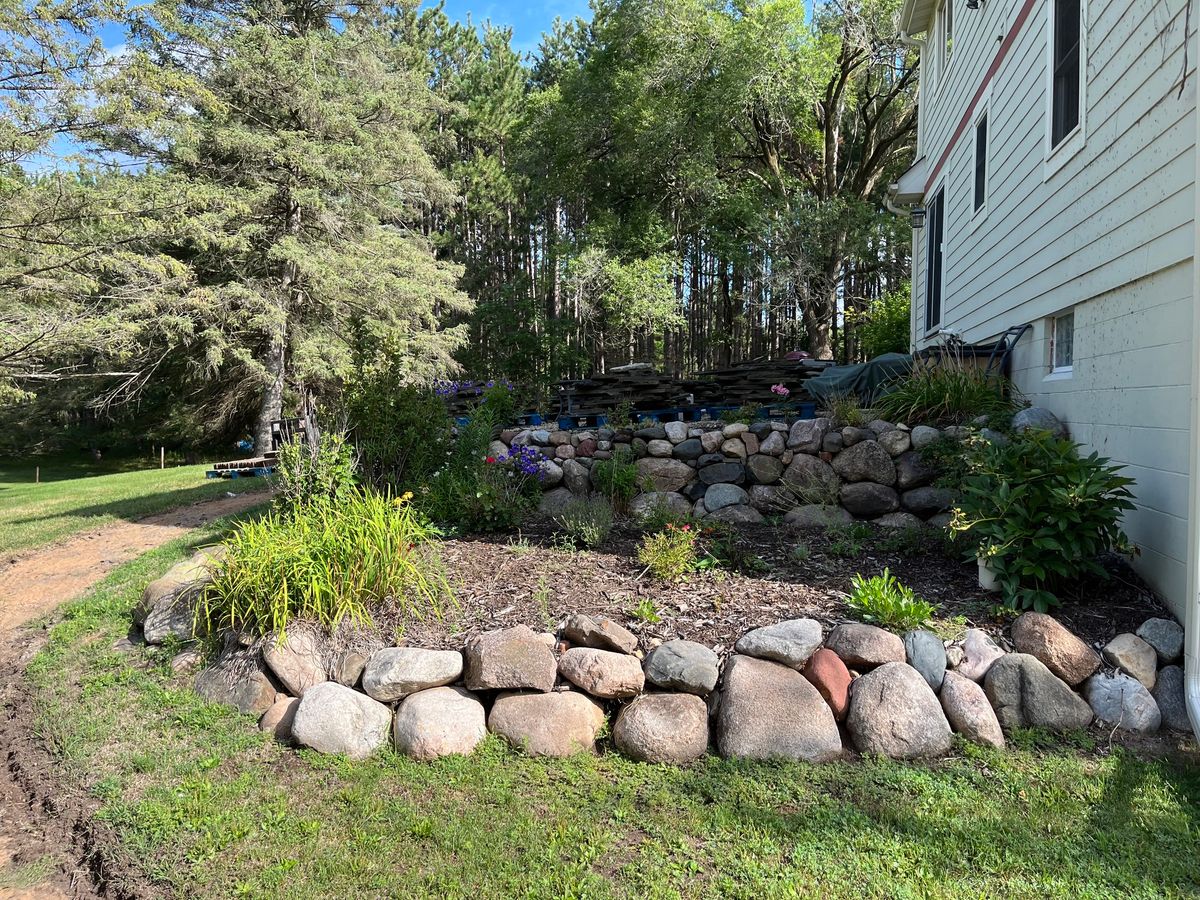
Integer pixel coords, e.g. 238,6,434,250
908,0,1197,617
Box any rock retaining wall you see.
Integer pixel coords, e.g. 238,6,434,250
497,417,964,528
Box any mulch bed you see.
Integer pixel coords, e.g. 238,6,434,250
384,519,1169,656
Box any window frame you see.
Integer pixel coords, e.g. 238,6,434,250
972,106,989,217
1049,310,1075,376
923,187,946,336
1044,0,1087,177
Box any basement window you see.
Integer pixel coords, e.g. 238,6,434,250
1050,311,1074,373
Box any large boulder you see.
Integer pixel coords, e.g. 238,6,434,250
488,691,606,757
894,451,938,490
704,483,749,511
663,420,689,443
780,454,840,503
137,547,224,644
939,671,1004,748
952,629,1005,682
783,504,853,529
760,431,786,455
361,647,464,702
1135,617,1184,665
644,640,720,696
613,694,710,764
393,686,488,760
746,454,785,485
846,662,953,759
464,625,557,693
788,417,832,453
802,648,852,720
825,623,906,669
262,630,327,697
909,425,941,449
194,646,277,716
558,648,645,699
903,630,947,691
878,429,912,457
1009,612,1099,687
562,612,638,654
538,487,574,518
331,650,368,688
900,487,956,518
839,483,899,517
983,653,1093,732
1102,633,1158,690
562,459,591,495
699,462,746,485
291,682,393,760
1011,406,1067,438
629,492,692,522
716,655,842,762
1082,672,1161,734
1152,666,1192,732
832,441,896,485
636,457,695,493
673,438,704,461
705,505,766,525
734,619,823,669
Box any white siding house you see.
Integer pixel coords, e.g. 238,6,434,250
893,0,1198,627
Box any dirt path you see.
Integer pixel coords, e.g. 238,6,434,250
0,491,268,900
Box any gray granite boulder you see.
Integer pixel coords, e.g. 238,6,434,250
900,487,956,517
903,630,947,691
643,640,720,695
1151,666,1192,732
699,461,745,485
1082,672,1161,733
705,505,765,525
704,483,749,511
878,429,912,456
138,547,224,644
1011,406,1067,438
194,647,277,716
635,457,694,493
562,612,638,654
464,625,557,692
614,693,710,764
788,417,832,453
746,454,785,485
832,441,896,485
983,653,1093,732
895,451,938,489
291,682,393,760
393,686,487,760
629,491,692,522
846,662,953,759
783,504,853,529
538,487,575,518
839,483,899,517
781,454,841,503
825,623,906,669
361,647,464,702
734,619,823,669
1135,617,1184,665
262,630,327,697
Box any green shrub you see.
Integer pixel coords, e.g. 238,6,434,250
952,430,1136,611
876,357,1021,426
637,498,697,532
553,497,614,548
719,404,761,425
852,283,912,359
345,376,449,491
637,523,699,581
200,491,452,638
846,568,936,630
275,432,357,510
826,393,868,427
591,447,643,511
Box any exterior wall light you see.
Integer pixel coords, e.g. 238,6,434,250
910,206,926,229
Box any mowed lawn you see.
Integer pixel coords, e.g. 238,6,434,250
0,458,270,555
19,527,1200,900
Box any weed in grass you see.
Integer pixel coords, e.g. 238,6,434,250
846,568,937,631
0,855,57,891
507,534,535,555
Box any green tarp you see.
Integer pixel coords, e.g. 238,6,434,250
803,352,914,406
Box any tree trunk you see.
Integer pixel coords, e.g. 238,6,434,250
253,327,285,453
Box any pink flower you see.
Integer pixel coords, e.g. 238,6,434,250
771,383,790,397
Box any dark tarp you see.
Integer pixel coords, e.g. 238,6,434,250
803,352,914,406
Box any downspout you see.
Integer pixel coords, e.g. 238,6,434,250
1187,1,1200,740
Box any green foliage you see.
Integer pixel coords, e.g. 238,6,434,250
637,500,698,533
952,430,1137,611
876,358,1021,427
846,568,936,631
637,522,699,581
200,492,452,638
827,522,873,558
274,433,357,511
918,433,969,491
851,283,912,360
826,394,868,427
719,405,761,425
590,447,642,510
552,497,614,549
627,597,663,624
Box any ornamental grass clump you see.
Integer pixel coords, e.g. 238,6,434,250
553,497,614,549
876,355,1021,426
199,491,452,638
951,429,1136,611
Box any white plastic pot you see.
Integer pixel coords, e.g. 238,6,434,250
977,556,1001,592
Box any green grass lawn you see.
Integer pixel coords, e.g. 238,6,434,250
20,531,1200,900
0,459,270,555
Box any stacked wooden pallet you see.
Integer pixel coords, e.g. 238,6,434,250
205,451,279,479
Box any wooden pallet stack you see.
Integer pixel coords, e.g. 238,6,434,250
206,451,279,479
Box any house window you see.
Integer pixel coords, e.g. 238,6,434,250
1051,311,1074,372
1051,0,1082,147
944,0,954,61
973,113,988,212
924,189,944,331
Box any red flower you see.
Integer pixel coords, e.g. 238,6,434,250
486,456,496,464
681,524,691,532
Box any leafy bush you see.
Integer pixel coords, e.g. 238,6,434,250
553,497,614,548
846,568,936,630
952,430,1137,611
826,393,868,427
591,447,643,510
200,492,452,637
345,375,449,491
852,283,912,359
638,523,699,581
719,404,761,425
275,432,357,510
876,357,1021,426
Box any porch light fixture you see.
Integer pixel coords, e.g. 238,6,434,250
910,206,926,229
966,0,982,8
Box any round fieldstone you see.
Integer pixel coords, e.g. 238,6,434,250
900,486,956,517
716,655,842,762
538,487,574,517
332,650,368,688
895,451,938,489
846,662,953,759
635,457,694,493
825,623,906,669
760,431,786,455
746,454,784,485
952,628,1005,682
562,459,590,495
291,682,393,760
802,648,852,720
613,693,709,764
700,430,724,453
259,695,299,744
874,511,924,529
1009,611,1099,687
983,653,1093,732
562,612,638,654
787,417,832,453
393,686,487,760
647,439,674,458
720,438,748,459
488,691,606,757
878,429,911,456
747,484,788,512
832,440,896,485
903,629,947,691
1151,666,1192,732
1135,617,1184,664
673,438,704,461
839,483,899,517
1082,672,1161,733
840,426,876,446
1011,406,1067,438
558,648,645,699
629,492,693,522
735,619,823,669
361,647,464,702
644,640,720,695
704,483,748,511
939,671,1004,748
781,454,840,501
705,505,765,525
464,625,557,693
1102,633,1157,690
699,461,745,485
664,420,689,443
138,548,222,644
783,504,853,528
909,425,941,448
634,425,668,441
194,647,277,716
263,630,327,697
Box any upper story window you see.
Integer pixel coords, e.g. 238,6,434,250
944,0,954,63
925,189,945,332
973,112,988,212
1051,0,1082,147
